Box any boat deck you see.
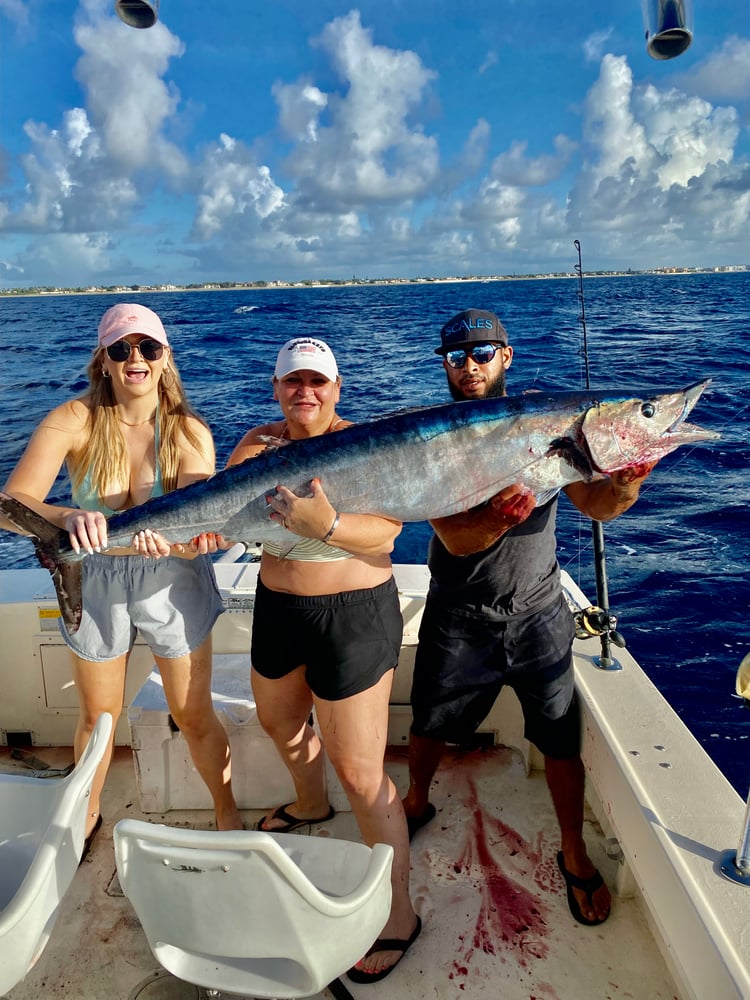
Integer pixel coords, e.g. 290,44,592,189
3,740,679,1000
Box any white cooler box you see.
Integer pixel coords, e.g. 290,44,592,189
128,653,349,814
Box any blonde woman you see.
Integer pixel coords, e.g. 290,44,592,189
1,303,242,850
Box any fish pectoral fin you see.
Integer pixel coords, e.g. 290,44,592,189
52,561,84,635
546,437,595,480
257,435,291,452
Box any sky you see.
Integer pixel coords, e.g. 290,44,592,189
0,0,749,288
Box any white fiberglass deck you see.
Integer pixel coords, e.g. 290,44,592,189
3,742,678,1000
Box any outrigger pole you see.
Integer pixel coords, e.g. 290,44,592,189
573,240,625,670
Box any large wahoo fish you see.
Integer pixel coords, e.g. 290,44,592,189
0,381,718,633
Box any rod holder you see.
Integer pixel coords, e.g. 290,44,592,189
642,0,693,60
718,789,750,887
115,0,159,28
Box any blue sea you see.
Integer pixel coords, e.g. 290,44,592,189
1,274,748,796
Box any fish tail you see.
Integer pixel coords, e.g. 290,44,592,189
0,493,83,634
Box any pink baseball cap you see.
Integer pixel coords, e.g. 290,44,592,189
97,303,169,348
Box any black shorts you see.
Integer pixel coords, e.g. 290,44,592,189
410,592,580,759
251,576,403,702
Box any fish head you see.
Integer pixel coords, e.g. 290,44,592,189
580,380,720,474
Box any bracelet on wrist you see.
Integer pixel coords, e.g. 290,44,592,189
322,511,340,543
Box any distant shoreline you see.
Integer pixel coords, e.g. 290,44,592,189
1,266,748,298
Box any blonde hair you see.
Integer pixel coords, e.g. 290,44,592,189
68,347,212,499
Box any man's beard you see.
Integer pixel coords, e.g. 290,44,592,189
447,367,507,401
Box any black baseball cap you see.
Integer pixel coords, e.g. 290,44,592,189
435,308,509,355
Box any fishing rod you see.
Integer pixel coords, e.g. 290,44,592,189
573,240,625,670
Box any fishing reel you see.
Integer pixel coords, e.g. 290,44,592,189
574,605,626,648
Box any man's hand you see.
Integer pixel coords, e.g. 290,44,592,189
609,460,658,499
487,485,536,532
187,532,233,555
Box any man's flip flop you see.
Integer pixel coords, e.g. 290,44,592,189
406,803,436,842
347,915,422,984
556,851,610,926
255,803,335,833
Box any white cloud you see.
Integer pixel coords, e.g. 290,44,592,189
0,0,28,27
564,52,750,265
0,1,186,237
273,81,328,142
279,10,440,208
16,233,116,283
674,35,750,103
3,8,750,285
634,84,738,187
583,28,614,63
73,12,187,175
491,136,577,187
194,135,285,239
479,51,498,75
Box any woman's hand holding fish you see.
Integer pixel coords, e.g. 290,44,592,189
132,528,184,558
64,509,108,555
266,478,336,539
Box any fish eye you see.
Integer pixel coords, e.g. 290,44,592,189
641,402,656,418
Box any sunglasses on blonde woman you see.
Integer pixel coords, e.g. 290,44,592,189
105,338,165,363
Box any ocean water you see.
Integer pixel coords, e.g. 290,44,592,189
1,274,748,796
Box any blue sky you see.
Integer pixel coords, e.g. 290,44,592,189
1,0,749,287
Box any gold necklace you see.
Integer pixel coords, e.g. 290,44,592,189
118,415,155,427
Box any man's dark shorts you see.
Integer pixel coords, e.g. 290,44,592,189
251,576,403,702
410,591,580,759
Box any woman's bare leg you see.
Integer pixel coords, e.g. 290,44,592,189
156,636,242,830
251,664,331,825
70,651,127,836
316,670,418,977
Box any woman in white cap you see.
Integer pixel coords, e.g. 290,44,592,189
225,336,420,983
1,303,242,852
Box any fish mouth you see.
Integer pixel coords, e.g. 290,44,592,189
667,379,709,430
659,379,720,443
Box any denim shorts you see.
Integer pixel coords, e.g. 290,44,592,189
59,553,224,662
410,592,580,760
251,576,403,701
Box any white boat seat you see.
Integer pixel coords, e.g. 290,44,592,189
113,820,393,998
0,712,113,994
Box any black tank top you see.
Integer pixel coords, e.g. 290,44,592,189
426,494,561,619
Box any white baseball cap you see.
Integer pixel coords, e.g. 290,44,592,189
274,337,339,381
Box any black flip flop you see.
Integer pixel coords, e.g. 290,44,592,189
556,851,610,925
347,915,422,984
255,803,335,833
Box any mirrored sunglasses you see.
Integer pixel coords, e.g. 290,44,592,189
105,338,164,363
444,343,501,369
